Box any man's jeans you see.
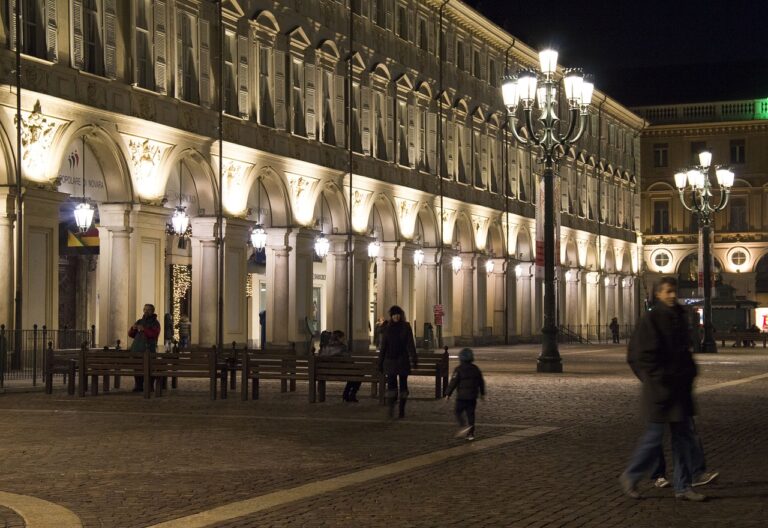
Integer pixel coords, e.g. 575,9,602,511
624,420,697,492
650,417,706,480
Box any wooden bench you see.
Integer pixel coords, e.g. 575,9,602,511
44,344,80,395
78,347,147,397
310,354,385,404
718,332,768,348
150,348,221,399
240,350,311,401
409,349,450,398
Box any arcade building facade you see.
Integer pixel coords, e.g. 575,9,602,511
0,0,643,350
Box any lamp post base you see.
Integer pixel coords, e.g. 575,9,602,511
537,328,563,373
699,338,718,353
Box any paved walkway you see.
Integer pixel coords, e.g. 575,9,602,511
1,344,767,527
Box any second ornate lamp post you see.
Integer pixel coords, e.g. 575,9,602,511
502,49,593,373
674,150,734,353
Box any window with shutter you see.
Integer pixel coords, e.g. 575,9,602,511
427,111,436,174
237,33,249,118
258,44,274,127
82,0,104,75
386,92,394,162
72,0,84,70
351,82,363,153
198,17,210,107
305,64,317,140
274,50,287,130
151,0,165,93
397,100,408,166
13,0,47,58
361,85,371,155
320,70,334,144
396,4,407,39
417,17,427,50
472,129,481,187
103,0,116,78
223,30,237,115
291,59,306,136
374,90,387,160
177,11,199,104
45,0,57,61
334,74,345,147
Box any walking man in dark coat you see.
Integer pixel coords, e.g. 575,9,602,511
378,305,418,419
620,277,705,501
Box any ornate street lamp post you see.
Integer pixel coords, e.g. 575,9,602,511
674,150,734,353
501,49,593,373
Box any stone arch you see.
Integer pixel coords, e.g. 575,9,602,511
51,123,133,202
313,182,349,235
252,10,280,33
415,204,439,247
317,39,340,60
604,246,616,273
161,148,218,216
371,63,392,80
515,227,533,261
563,237,578,268
453,212,474,252
585,243,598,270
368,193,399,242
486,220,505,257
0,122,16,186
755,254,768,293
245,166,292,227
620,250,632,274
647,181,675,192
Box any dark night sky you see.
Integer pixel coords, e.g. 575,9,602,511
463,0,768,107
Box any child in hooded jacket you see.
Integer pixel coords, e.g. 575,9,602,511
446,348,485,440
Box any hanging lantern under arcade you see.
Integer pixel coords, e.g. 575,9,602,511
74,201,95,233
314,235,330,259
251,225,267,250
413,249,425,269
452,255,463,274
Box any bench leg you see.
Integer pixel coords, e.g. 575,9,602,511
280,378,288,393
230,366,236,391
318,380,326,403
253,377,259,400
290,379,296,392
220,369,228,399
45,373,52,395
172,376,178,389
154,376,163,397
114,375,121,389
68,363,76,395
90,375,98,396
103,375,110,393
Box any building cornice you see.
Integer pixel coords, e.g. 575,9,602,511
643,120,768,136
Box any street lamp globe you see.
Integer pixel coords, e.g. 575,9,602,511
314,235,330,259
674,171,688,190
250,225,267,250
73,201,94,233
716,168,734,188
698,150,713,168
413,248,425,269
170,206,190,236
368,241,381,259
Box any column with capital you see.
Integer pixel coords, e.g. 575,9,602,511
616,275,625,324
440,248,456,346
473,255,487,342
223,218,251,345
585,271,600,340
416,248,440,347
287,229,315,349
397,242,417,333
190,217,218,346
0,189,15,328
564,268,580,329
98,203,133,346
129,205,169,327
350,235,371,352
516,262,534,338
376,242,399,321
324,235,349,335
605,275,617,326
265,228,291,346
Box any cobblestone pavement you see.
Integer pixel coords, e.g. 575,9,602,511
1,344,767,527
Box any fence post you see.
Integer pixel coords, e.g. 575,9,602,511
0,324,6,388
32,324,38,386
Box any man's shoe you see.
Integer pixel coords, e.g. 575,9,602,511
466,434,475,441
654,477,670,489
692,471,719,487
455,426,472,438
619,473,641,499
675,489,707,502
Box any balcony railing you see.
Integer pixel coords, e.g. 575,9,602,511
633,98,768,125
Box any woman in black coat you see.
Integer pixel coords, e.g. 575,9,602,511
378,305,418,418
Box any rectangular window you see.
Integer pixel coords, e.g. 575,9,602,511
321,70,334,144
178,13,199,104
472,129,482,187
375,91,387,160
729,196,748,231
488,59,497,88
258,45,274,127
396,5,407,39
397,100,408,165
653,201,669,235
419,109,428,171
473,50,481,80
291,59,306,136
456,40,465,70
351,0,362,15
351,82,362,153
690,141,707,165
653,143,668,168
84,0,104,75
375,0,387,28
19,0,46,58
135,0,153,89
223,30,237,115
417,17,428,50
730,139,745,164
